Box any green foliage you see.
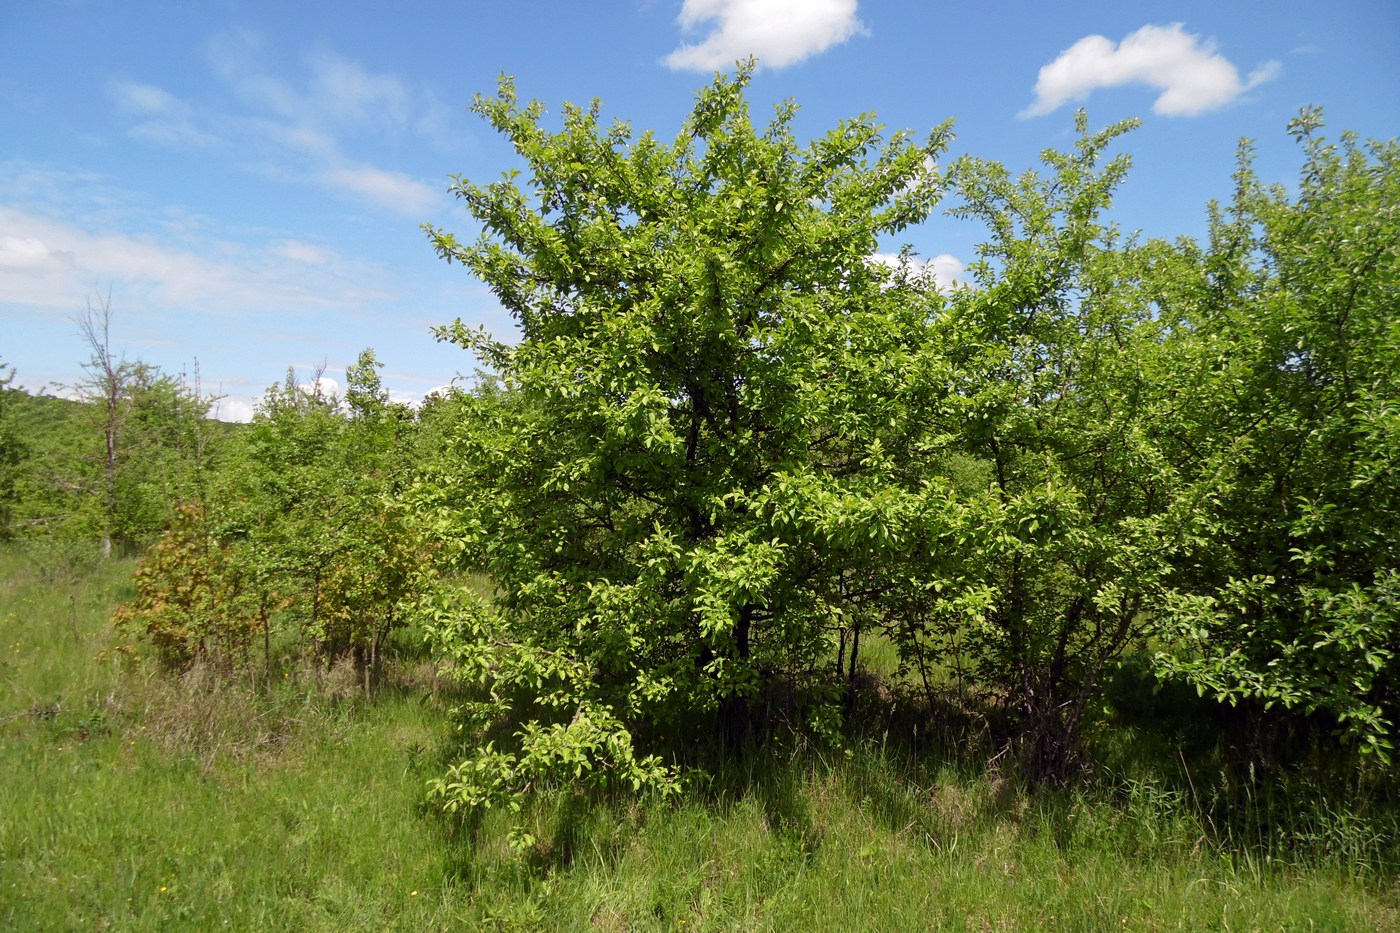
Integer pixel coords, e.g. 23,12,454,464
421,65,1400,811
236,351,426,667
5,482,1398,930
898,114,1203,781
1,543,465,931
1153,113,1400,762
4,356,221,552
420,64,955,824
64,300,223,554
20,65,1387,881
113,369,222,541
5,392,87,537
0,359,22,539
116,350,433,675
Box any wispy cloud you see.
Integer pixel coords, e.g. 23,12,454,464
0,203,384,314
664,0,866,72
0,234,67,274
206,32,426,133
106,32,448,216
1022,24,1281,118
108,79,222,148
109,80,181,114
271,239,336,265
305,49,412,127
318,165,438,215
206,29,301,119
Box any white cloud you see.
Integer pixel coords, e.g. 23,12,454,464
212,395,257,423
1022,24,1282,118
298,374,340,398
318,165,439,216
0,205,383,314
257,119,337,158
272,239,336,265
208,32,417,134
1246,59,1284,89
387,387,421,408
109,80,181,115
207,30,302,119
664,0,865,72
0,235,65,273
128,118,221,149
306,50,411,127
421,383,458,402
108,79,221,148
871,252,963,292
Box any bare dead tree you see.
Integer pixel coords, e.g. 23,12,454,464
74,293,134,557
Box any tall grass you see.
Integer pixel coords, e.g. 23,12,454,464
2,542,1397,930
0,544,465,930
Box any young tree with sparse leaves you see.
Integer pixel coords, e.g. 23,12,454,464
38,297,223,553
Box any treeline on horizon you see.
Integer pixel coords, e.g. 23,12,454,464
1,66,1396,851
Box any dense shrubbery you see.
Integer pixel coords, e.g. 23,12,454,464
111,351,436,678
417,68,1398,835
3,342,437,678
6,67,1395,852
1152,112,1400,763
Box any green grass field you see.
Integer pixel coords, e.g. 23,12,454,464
2,543,1397,931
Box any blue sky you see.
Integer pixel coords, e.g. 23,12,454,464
2,0,1396,421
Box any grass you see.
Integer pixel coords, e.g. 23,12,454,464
0,544,464,930
2,541,1398,930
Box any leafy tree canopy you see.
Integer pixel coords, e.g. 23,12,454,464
1154,111,1400,762
420,63,957,832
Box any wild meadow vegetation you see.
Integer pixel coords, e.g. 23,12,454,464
2,66,1398,928
3,547,1397,929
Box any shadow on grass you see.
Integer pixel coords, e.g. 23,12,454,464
420,669,1030,892
423,654,1400,895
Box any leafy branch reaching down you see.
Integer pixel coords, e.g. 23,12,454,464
426,700,679,850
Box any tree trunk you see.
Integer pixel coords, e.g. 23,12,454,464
720,604,755,748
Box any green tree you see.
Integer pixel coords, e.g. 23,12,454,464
1154,111,1400,765
48,297,222,553
419,65,952,829
321,349,423,677
113,501,251,669
119,350,429,679
895,114,1204,782
73,296,145,556
231,352,422,674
